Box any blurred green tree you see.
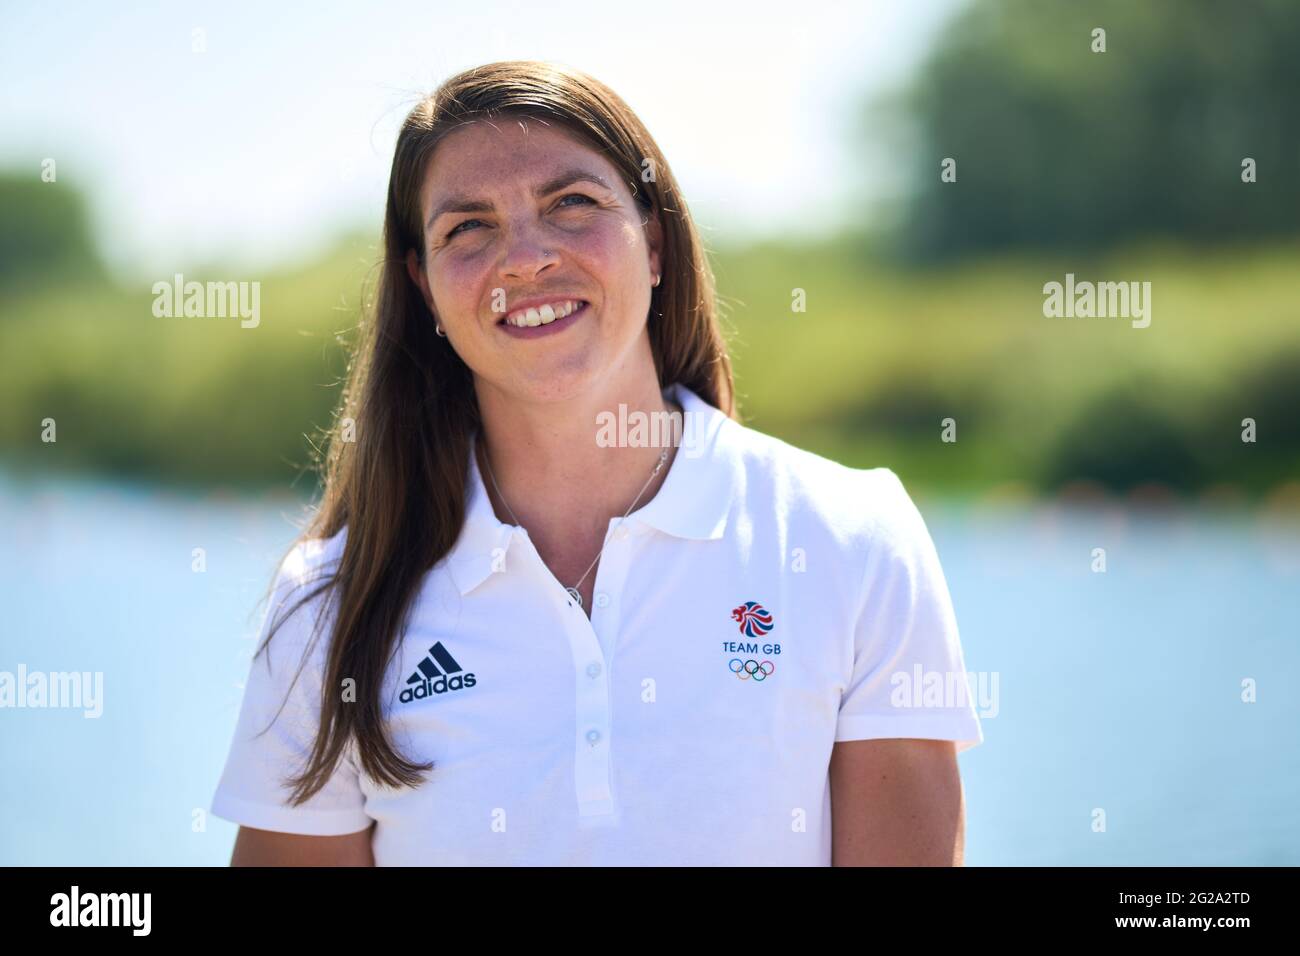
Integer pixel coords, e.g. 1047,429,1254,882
889,0,1300,260
0,172,104,289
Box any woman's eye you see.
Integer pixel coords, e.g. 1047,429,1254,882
447,219,484,238
447,195,593,239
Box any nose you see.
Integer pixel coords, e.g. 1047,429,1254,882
497,221,558,282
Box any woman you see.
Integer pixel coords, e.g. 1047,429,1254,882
210,60,982,866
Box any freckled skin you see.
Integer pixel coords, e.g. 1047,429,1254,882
405,118,663,407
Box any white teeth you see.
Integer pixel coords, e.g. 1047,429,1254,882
504,299,581,328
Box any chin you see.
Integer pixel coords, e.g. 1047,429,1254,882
511,360,603,405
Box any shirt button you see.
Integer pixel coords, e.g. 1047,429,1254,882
586,729,601,746
594,592,610,608
586,661,602,678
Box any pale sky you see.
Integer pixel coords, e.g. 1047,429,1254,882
0,0,958,281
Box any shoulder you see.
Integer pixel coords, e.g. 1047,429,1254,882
275,525,348,591
720,416,921,549
260,525,349,661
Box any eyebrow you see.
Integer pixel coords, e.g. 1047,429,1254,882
425,169,615,231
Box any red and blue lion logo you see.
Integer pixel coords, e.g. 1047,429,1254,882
731,601,774,638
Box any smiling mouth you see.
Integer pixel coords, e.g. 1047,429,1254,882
498,299,587,328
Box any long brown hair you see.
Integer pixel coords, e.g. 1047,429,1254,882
257,60,738,803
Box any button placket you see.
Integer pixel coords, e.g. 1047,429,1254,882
588,517,637,660
514,519,637,822
572,518,641,822
568,604,613,819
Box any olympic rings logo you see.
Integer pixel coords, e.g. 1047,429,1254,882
729,658,775,681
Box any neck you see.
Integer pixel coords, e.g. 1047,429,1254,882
473,375,683,551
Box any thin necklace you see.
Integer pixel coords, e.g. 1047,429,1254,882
479,436,670,609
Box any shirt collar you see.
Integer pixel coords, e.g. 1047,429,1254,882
443,381,739,596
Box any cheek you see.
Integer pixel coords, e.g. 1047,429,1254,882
569,217,643,277
434,254,492,310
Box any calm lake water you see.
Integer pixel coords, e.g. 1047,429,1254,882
2,467,1297,865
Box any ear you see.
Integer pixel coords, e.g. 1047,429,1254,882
405,249,434,312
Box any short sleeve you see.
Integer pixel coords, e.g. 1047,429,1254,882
210,538,372,835
835,469,984,753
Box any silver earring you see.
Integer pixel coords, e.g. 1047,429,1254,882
652,273,661,288
435,323,447,337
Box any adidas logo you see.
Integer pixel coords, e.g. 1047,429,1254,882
399,641,477,704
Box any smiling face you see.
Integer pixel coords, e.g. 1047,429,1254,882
406,117,663,406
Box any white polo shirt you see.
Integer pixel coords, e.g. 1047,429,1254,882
210,381,982,865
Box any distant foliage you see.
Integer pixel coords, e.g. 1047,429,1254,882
891,0,1300,260
0,173,105,288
